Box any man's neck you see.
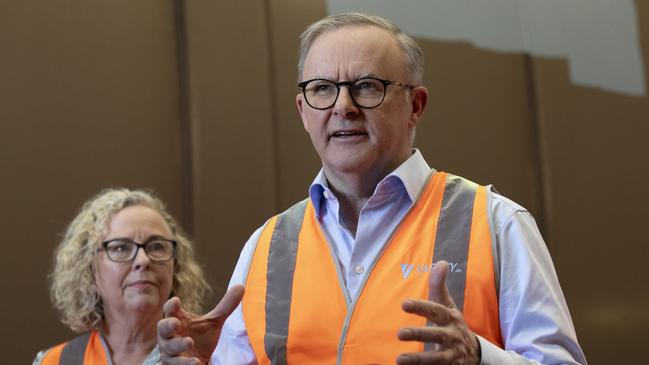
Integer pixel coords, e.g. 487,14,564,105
322,151,414,237
324,169,385,238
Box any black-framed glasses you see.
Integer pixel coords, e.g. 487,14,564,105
101,237,177,262
298,77,413,110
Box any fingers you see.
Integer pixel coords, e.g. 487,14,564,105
206,285,245,322
396,349,453,365
402,298,454,325
158,317,182,340
398,262,480,364
163,296,183,318
398,326,454,343
158,317,194,358
160,354,202,365
159,297,197,364
159,335,193,355
428,260,457,309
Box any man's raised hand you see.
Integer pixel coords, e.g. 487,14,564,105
158,285,245,365
397,261,480,365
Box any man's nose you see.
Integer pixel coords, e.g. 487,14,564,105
332,86,360,118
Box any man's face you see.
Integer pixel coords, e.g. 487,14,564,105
297,26,427,181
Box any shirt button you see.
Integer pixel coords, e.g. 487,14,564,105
323,190,330,200
354,265,364,275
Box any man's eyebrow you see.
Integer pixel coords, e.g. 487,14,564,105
310,75,335,80
358,73,381,79
304,73,383,82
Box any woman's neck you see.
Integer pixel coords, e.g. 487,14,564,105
101,310,161,365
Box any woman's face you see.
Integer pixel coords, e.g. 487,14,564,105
94,205,175,320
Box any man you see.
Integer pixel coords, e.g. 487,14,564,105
158,13,587,365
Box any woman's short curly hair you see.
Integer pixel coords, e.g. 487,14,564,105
50,188,211,332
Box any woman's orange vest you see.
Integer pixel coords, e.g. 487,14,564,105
39,331,109,365
242,172,504,364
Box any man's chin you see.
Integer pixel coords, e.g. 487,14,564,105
324,156,375,175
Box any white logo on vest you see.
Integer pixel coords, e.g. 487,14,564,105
400,262,462,280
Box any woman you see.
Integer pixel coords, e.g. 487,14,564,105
34,188,210,365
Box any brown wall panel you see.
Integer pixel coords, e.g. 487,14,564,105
0,1,184,362
530,3,649,364
533,49,649,365
182,1,277,300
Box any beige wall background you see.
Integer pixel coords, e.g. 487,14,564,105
1,1,647,363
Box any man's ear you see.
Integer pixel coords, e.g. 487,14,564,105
296,93,308,130
408,86,428,128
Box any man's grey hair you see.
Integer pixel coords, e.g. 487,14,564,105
297,12,424,85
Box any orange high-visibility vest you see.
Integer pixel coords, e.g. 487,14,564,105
39,331,109,365
242,172,504,364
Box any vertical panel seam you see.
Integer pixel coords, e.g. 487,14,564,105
262,0,280,213
173,0,194,234
514,1,550,244
523,55,550,245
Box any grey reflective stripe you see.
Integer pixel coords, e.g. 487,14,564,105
264,199,308,365
426,175,477,352
431,174,478,311
242,219,273,286
59,333,91,365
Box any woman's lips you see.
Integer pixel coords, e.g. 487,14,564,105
126,280,156,288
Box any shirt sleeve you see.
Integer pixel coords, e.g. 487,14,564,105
32,350,47,365
210,225,265,365
479,192,587,365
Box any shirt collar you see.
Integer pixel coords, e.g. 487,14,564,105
308,149,433,218
388,148,433,201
